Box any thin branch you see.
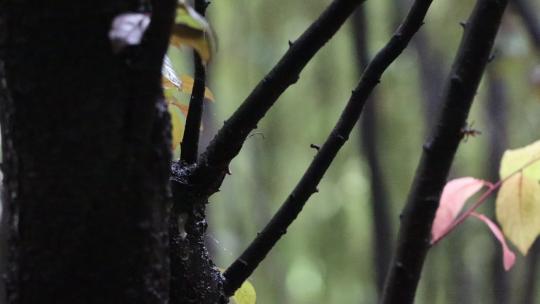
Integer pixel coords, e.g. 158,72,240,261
181,0,209,164
223,0,437,295
185,0,366,195
512,0,540,50
351,6,393,296
380,0,509,303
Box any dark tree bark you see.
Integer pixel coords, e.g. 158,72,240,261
380,0,509,302
351,6,393,297
0,0,175,303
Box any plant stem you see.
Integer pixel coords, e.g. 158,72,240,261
180,0,208,164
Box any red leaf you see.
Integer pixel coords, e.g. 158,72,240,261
431,177,487,242
471,212,516,271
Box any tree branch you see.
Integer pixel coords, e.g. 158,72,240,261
223,0,437,295
184,0,366,196
181,0,209,164
380,0,509,303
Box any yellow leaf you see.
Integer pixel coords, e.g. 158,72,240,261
170,2,214,63
231,280,256,304
496,140,540,255
179,74,215,101
496,175,540,255
499,140,540,180
168,103,185,151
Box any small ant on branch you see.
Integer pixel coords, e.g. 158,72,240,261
461,121,482,142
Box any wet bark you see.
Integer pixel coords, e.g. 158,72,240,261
0,1,173,303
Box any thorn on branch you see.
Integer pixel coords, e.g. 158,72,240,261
238,258,248,266
336,134,348,142
460,21,467,29
248,132,265,140
310,144,320,151
422,141,433,152
289,74,300,84
288,40,294,47
451,74,463,84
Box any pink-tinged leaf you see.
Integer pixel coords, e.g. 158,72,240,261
471,212,516,271
109,13,150,53
431,177,487,242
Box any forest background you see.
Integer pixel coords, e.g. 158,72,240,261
162,0,540,303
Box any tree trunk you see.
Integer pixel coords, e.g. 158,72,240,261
0,1,171,303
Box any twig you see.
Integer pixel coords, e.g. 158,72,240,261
181,0,209,164
223,0,437,295
380,0,509,303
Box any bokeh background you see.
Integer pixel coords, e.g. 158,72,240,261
171,0,540,303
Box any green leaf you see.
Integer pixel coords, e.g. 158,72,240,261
496,140,540,255
170,1,214,63
231,280,256,304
